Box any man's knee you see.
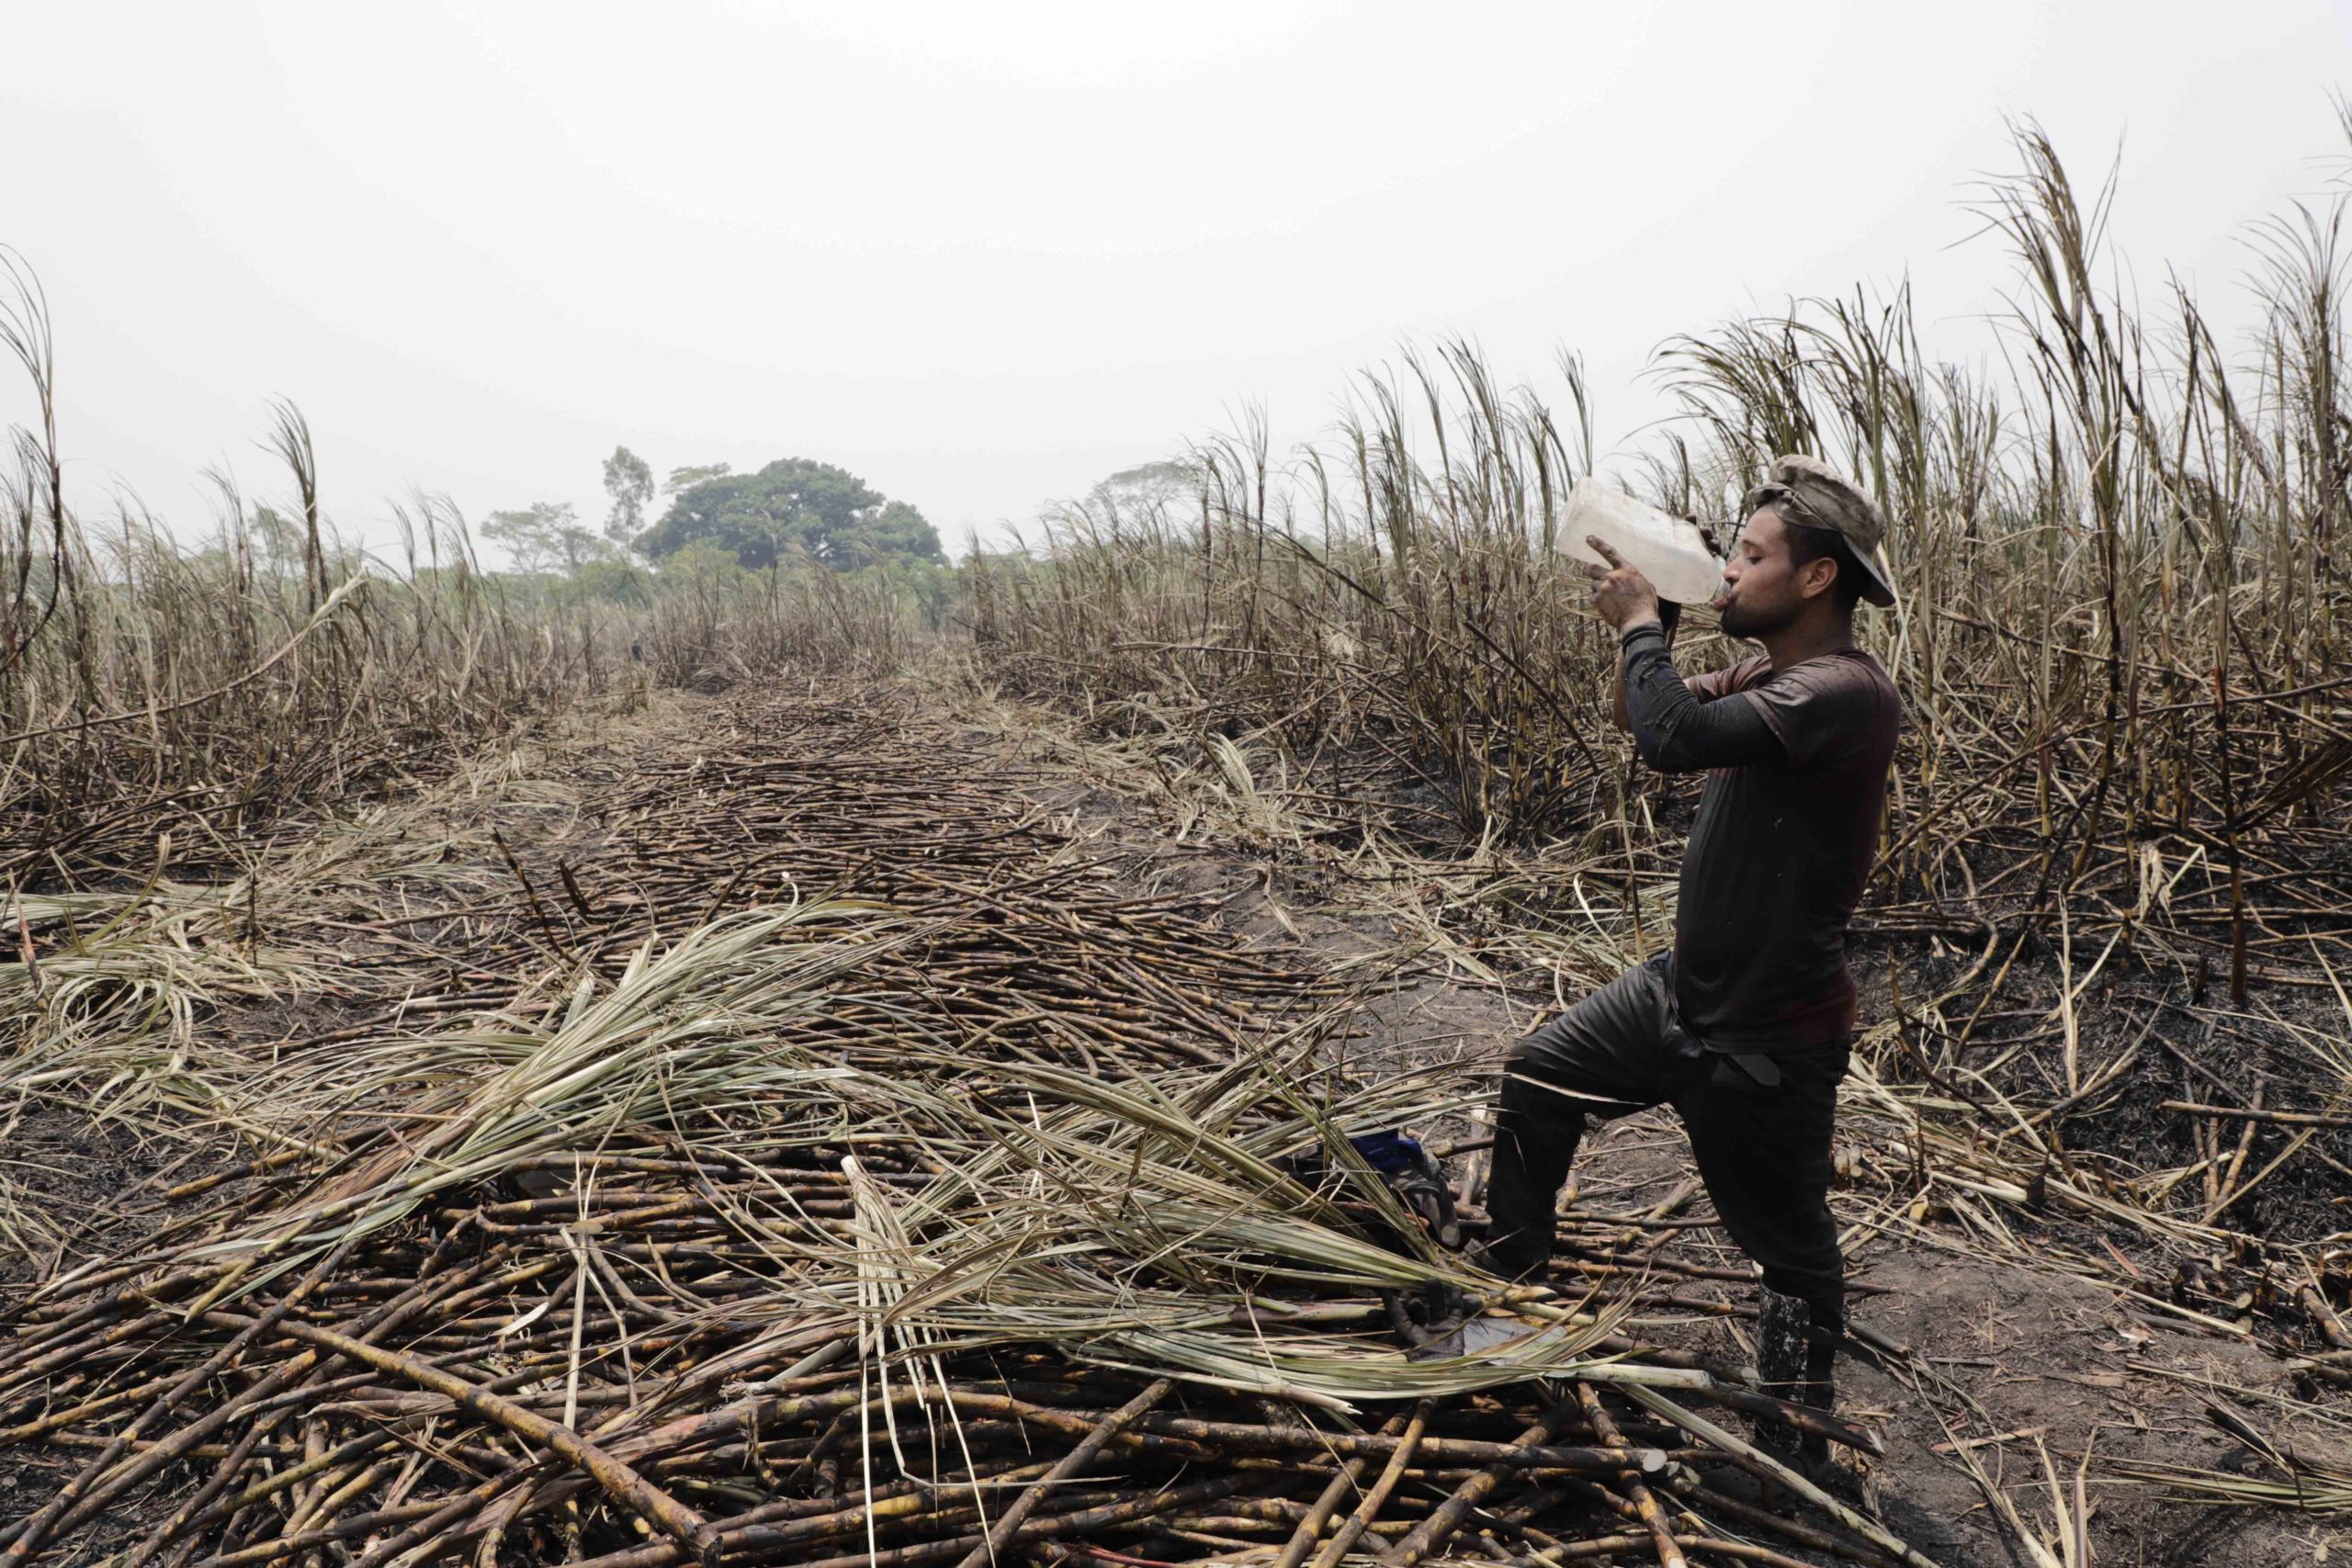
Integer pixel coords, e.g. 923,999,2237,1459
1498,1037,1569,1116
1500,967,1667,1115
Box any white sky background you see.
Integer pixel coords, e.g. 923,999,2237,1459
6,1,2350,562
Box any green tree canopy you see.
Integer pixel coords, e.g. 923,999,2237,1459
636,457,944,570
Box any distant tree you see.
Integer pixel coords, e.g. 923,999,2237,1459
481,501,605,575
1095,460,1201,513
602,446,656,545
249,504,304,570
1051,458,1204,537
636,457,944,570
663,462,732,495
867,500,940,562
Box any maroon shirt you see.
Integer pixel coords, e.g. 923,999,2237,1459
1674,649,1900,1049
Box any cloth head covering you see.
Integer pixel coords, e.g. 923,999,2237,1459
1742,454,1897,608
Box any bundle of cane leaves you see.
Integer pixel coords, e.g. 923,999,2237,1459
1,878,346,1128
2107,1402,2352,1516
196,903,1611,1404
0,894,1917,1568
187,897,929,1269
0,737,589,1152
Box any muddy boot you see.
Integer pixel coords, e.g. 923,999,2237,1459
1469,1195,1553,1282
1754,1287,1836,1470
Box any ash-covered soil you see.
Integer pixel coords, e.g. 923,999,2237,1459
3,679,2344,1565
966,684,2352,1564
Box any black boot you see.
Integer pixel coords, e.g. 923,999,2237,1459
1470,1173,1555,1282
1754,1287,1837,1469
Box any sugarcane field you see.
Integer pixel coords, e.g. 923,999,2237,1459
6,16,2352,1568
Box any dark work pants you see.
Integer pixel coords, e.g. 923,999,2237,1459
1486,953,1849,1330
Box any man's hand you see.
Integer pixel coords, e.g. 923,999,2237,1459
1583,536,1662,634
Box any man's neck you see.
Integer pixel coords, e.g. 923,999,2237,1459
1758,610,1858,674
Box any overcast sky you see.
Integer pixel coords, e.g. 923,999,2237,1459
6,1,2348,561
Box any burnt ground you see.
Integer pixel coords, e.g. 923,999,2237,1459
954,684,2352,1566
3,677,2346,1565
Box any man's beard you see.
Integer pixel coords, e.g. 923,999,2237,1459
1717,594,1789,639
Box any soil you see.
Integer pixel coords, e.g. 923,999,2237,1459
953,687,2352,1565
3,677,2346,1565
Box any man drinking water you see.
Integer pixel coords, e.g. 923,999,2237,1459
1481,454,1900,1468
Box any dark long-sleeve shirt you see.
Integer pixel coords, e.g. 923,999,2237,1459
1616,622,1902,1051
1619,623,1779,772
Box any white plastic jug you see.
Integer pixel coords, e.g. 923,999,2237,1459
1560,479,1724,605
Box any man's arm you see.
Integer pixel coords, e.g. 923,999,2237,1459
1610,600,1680,732
1579,536,1764,766
1618,625,1780,773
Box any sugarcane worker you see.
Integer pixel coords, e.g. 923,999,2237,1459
1480,454,1900,1469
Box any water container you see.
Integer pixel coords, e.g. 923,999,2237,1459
1560,479,1724,605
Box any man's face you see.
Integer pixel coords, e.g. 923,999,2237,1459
1715,508,1810,639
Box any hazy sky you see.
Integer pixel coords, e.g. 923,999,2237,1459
6,2,2349,561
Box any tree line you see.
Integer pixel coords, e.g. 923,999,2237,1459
481,448,945,581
